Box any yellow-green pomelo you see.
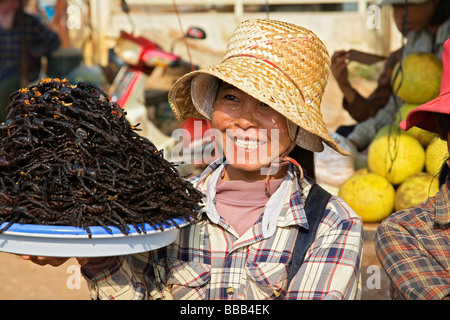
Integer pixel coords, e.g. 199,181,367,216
338,172,395,222
425,137,449,176
397,103,437,146
392,52,443,104
368,130,425,185
395,172,439,211
354,168,369,175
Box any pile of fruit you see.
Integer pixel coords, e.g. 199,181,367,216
338,52,446,223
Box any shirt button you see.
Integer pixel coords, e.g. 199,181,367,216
272,289,281,298
226,287,235,295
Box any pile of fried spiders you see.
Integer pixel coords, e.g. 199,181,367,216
0,78,203,237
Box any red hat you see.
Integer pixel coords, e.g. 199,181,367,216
400,39,450,133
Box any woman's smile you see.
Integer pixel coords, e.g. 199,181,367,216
231,135,266,150
223,129,272,166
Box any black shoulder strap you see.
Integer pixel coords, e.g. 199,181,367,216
286,183,332,288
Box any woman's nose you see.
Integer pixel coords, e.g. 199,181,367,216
233,102,260,129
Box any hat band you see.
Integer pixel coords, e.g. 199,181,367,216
222,54,305,101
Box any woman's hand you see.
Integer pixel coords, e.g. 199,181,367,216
21,255,70,266
21,255,90,266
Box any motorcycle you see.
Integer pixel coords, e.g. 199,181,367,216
108,0,208,170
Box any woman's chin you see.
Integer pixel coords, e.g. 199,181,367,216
224,156,283,180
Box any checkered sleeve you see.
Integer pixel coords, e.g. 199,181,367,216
375,209,450,300
84,252,163,300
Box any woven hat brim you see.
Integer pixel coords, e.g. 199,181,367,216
168,56,349,156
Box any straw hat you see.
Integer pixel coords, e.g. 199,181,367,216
168,18,348,156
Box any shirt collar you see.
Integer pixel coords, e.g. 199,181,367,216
193,157,311,231
191,157,225,191
277,172,312,230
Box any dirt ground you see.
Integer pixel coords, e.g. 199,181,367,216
0,254,90,300
0,75,391,300
0,223,391,300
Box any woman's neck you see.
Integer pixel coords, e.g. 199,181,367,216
222,164,288,182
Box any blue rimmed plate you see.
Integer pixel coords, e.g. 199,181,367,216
0,218,188,257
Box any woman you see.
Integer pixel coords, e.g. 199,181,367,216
24,19,363,300
375,39,450,300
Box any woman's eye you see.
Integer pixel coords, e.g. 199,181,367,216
224,94,239,102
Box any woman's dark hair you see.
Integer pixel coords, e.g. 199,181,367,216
434,112,450,140
434,112,450,186
431,0,450,26
289,145,315,181
439,164,449,186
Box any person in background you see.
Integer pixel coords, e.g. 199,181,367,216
22,19,363,300
375,39,450,300
331,0,450,141
0,0,60,122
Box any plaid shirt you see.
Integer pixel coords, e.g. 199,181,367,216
375,177,450,300
0,12,60,82
83,160,363,300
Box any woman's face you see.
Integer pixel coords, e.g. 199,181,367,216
211,82,293,181
393,0,440,35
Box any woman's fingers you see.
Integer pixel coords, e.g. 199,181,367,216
21,255,69,267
